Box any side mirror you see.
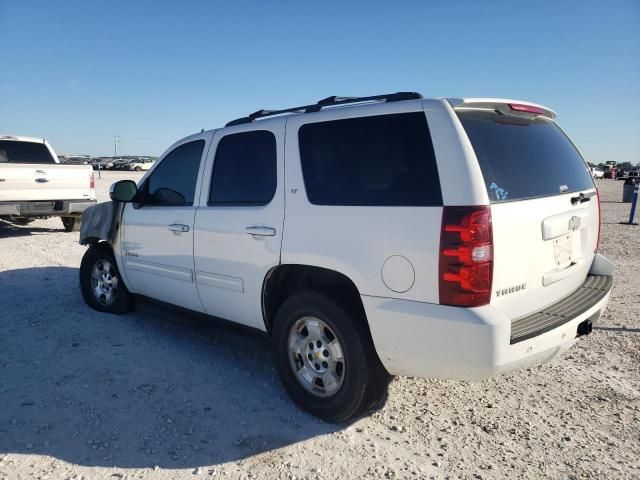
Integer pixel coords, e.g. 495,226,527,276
110,180,138,202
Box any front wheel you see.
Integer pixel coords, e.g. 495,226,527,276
80,243,133,314
272,292,390,423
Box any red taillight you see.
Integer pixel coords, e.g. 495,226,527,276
90,171,95,189
595,188,601,252
439,206,493,307
508,103,546,115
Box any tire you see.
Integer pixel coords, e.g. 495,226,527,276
134,166,142,171
272,291,390,423
61,216,81,232
12,217,36,226
80,243,133,314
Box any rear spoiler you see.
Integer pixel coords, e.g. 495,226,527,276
447,98,557,119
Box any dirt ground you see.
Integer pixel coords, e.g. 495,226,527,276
0,175,638,480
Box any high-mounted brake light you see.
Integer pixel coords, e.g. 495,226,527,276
508,103,546,115
439,206,493,307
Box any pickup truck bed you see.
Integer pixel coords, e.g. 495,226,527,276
0,136,97,229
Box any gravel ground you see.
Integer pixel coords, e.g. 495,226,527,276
0,176,638,480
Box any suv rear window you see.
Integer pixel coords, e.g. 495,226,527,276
299,112,442,206
0,140,56,164
457,111,594,202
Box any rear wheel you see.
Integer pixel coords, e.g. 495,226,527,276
134,166,142,171
272,291,390,423
80,243,133,314
61,216,81,232
12,217,36,226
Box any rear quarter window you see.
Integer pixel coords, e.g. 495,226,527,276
298,112,442,206
456,111,594,202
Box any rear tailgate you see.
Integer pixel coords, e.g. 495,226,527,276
455,105,598,320
0,163,93,201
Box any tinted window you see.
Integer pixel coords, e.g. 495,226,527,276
209,130,277,205
0,140,55,163
457,111,594,202
298,112,442,206
144,140,204,206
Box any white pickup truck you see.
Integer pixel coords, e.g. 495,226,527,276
0,135,96,231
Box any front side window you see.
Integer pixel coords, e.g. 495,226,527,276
298,112,442,206
209,130,277,205
143,140,204,206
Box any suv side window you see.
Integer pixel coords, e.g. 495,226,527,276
298,112,442,206
209,130,277,205
143,140,204,206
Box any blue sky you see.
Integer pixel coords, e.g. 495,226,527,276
0,0,638,162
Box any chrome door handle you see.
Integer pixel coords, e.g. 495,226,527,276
168,223,189,233
246,226,276,237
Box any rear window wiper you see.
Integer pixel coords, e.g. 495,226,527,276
571,191,596,205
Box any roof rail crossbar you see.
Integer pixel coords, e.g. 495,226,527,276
225,91,423,127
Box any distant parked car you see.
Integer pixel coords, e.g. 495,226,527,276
95,159,114,170
89,158,103,169
616,170,639,181
111,159,132,170
91,160,109,170
127,158,155,171
61,157,89,165
590,167,604,179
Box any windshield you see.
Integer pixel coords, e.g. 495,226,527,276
456,110,594,202
0,140,56,164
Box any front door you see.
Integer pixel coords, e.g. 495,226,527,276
194,125,285,329
120,137,209,312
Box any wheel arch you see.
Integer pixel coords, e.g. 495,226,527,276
261,264,371,337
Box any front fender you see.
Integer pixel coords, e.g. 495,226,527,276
79,201,123,245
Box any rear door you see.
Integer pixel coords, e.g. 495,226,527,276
193,123,285,329
282,103,444,303
455,108,598,319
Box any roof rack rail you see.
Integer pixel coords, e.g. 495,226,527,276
225,91,423,127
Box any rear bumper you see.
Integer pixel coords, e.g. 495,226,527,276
364,260,613,381
0,199,96,217
510,274,611,344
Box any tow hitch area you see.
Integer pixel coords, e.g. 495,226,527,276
576,319,593,337
577,311,600,338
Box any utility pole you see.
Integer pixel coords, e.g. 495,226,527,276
114,135,121,157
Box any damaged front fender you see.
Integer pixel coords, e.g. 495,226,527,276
79,201,124,245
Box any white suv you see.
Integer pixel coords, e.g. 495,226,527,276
127,158,155,171
79,93,613,422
